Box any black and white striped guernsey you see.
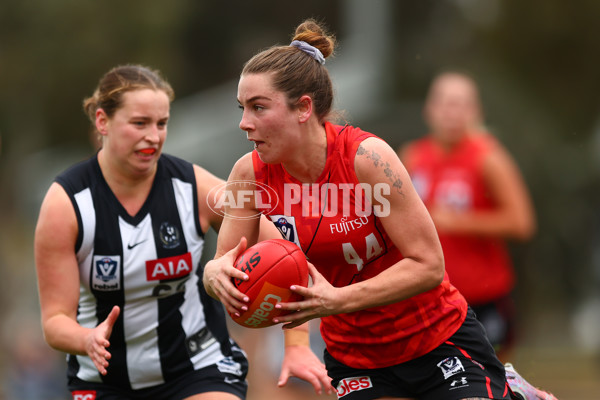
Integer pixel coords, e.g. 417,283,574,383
56,153,242,390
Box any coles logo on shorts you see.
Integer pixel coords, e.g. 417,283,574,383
72,390,96,400
336,376,373,398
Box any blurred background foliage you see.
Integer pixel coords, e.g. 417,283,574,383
1,0,599,398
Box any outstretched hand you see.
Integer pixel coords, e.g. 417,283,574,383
278,344,334,395
85,305,119,375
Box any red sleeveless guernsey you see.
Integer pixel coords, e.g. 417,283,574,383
253,122,467,368
403,132,515,305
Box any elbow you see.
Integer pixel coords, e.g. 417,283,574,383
43,335,59,352
433,261,445,288
425,254,445,291
40,322,60,351
40,314,74,353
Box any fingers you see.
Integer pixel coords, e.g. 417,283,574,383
205,238,252,308
277,369,289,388
233,236,248,257
275,286,311,312
289,284,310,297
88,330,112,375
309,362,333,395
306,374,325,395
214,269,250,313
280,317,311,330
86,307,121,376
318,367,334,395
98,305,120,346
291,366,326,394
306,260,318,274
229,237,251,283
93,346,111,375
273,291,314,327
105,305,120,328
280,363,332,395
306,262,323,285
206,237,255,315
215,285,249,317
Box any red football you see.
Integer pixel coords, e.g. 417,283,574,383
229,239,308,328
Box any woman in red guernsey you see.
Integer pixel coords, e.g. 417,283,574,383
398,72,536,363
203,19,556,400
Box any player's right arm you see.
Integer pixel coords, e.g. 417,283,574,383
34,182,119,375
202,153,262,314
200,154,332,395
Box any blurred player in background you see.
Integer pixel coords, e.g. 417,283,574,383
33,64,328,399
202,18,557,400
398,71,537,362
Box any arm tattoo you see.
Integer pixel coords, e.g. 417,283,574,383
357,144,404,196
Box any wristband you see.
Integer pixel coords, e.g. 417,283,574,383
284,328,310,347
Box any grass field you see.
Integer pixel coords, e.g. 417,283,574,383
510,346,600,400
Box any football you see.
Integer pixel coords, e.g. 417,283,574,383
229,239,309,328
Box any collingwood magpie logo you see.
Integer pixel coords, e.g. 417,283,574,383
92,255,121,291
159,222,180,249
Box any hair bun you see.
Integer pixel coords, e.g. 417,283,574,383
292,19,335,59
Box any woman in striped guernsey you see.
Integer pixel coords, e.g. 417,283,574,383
34,64,330,399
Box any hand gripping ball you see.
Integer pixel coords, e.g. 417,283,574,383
230,239,308,328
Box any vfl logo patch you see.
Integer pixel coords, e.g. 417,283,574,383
437,356,465,379
336,376,373,398
72,390,96,400
270,215,301,248
92,256,121,291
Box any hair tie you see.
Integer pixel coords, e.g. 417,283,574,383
290,40,325,65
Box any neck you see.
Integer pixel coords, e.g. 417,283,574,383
282,123,328,182
97,149,156,215
432,129,468,152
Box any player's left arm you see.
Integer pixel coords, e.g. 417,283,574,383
340,137,445,310
279,137,444,321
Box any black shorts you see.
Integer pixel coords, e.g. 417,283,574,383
325,308,512,400
68,354,248,400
